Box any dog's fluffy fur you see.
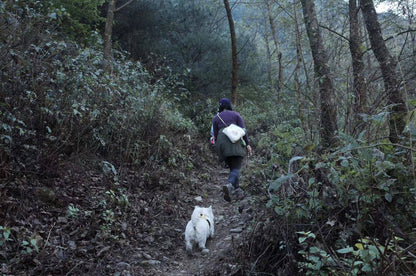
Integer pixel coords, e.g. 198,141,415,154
185,206,215,253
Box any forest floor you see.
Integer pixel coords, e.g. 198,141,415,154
157,166,258,276
156,175,255,275
1,144,264,275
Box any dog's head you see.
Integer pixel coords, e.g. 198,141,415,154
191,206,214,222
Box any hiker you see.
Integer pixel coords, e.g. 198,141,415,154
212,98,252,201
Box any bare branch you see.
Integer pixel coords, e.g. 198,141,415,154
115,0,135,12
319,24,350,42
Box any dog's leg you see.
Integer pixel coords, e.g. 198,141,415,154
185,238,193,254
198,240,206,250
198,239,210,255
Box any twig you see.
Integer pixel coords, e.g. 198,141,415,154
399,243,416,259
43,222,55,250
381,242,416,274
115,0,135,12
65,261,84,276
250,244,271,273
248,222,260,260
319,24,350,42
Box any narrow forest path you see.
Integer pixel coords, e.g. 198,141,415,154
160,169,254,275
140,160,257,276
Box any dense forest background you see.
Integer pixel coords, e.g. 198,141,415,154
1,0,416,274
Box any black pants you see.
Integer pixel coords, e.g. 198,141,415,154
225,156,243,188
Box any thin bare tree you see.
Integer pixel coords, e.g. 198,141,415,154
293,0,309,140
223,0,239,105
349,0,367,133
103,0,135,60
265,0,283,98
263,15,273,88
360,0,407,143
104,0,116,60
300,0,338,148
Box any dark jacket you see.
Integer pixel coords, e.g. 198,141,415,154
215,128,247,161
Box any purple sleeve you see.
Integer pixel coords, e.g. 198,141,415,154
212,116,219,140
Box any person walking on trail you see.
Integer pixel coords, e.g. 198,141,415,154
212,98,252,202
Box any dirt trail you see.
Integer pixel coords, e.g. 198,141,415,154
150,166,255,276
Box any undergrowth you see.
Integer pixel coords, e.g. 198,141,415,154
239,121,416,275
0,1,195,179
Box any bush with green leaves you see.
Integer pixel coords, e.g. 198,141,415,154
0,1,196,178
262,131,416,274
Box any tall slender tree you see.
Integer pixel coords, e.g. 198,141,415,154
265,0,283,98
349,0,367,133
223,0,239,105
263,14,273,89
103,0,135,60
300,0,338,148
293,0,308,139
360,0,407,143
104,0,116,60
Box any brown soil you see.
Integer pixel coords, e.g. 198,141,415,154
0,145,261,276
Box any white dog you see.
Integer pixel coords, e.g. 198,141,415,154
185,206,215,254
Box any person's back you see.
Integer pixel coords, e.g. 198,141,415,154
212,109,248,147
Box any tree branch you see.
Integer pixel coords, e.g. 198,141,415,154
115,0,135,12
319,24,350,42
384,29,416,42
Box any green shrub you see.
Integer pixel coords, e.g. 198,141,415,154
264,132,416,274
0,1,196,177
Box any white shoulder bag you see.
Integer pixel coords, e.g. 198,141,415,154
217,114,246,143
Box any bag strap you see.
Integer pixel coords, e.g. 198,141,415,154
217,114,229,127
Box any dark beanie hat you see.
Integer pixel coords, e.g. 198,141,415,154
219,98,232,110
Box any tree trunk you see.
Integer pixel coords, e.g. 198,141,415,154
348,0,367,132
293,0,307,139
300,0,338,148
360,0,407,143
223,0,238,105
263,15,273,89
265,0,283,99
104,0,116,60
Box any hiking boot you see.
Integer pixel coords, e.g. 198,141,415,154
222,183,233,202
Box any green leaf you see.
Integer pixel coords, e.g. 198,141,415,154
308,178,316,186
341,159,349,167
315,162,327,169
362,263,373,272
1,135,12,143
408,99,416,107
336,247,354,254
309,246,323,255
385,193,393,202
274,206,285,216
355,243,364,250
353,261,364,266
102,161,117,176
30,239,39,252
269,174,294,192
